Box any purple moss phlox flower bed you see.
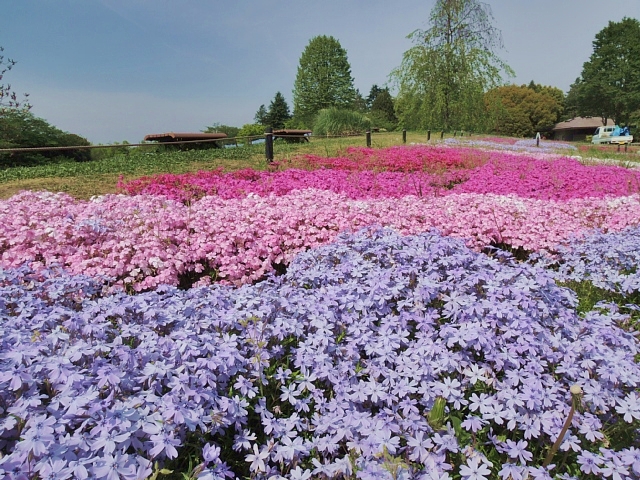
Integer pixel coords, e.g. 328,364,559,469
1,228,640,479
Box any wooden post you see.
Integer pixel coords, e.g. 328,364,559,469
366,130,371,147
625,143,628,153
440,131,444,140
402,129,406,144
618,143,621,152
265,128,274,162
427,130,431,141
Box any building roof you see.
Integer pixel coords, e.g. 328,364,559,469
553,117,614,131
143,132,228,142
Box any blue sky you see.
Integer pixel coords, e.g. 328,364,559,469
2,0,639,144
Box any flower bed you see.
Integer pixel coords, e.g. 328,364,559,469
118,148,640,203
3,143,640,479
445,137,578,153
2,190,640,290
1,228,640,479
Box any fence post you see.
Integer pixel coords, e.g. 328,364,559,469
366,130,371,148
427,130,431,141
625,143,628,153
618,143,621,153
265,128,274,162
440,131,444,140
402,129,406,144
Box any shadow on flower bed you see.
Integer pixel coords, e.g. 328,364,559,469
2,228,640,479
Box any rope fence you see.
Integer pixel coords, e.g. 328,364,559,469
0,129,500,163
0,131,377,164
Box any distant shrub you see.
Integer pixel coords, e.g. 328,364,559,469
237,123,265,144
313,108,372,136
0,110,91,167
367,110,398,132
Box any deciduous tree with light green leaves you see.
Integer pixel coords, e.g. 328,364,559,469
485,83,564,137
292,35,356,127
391,0,513,132
567,17,640,128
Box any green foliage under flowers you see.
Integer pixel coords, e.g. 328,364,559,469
560,279,640,327
313,107,372,136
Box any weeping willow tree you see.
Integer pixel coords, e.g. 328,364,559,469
391,0,514,132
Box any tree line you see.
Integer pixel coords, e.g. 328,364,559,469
243,1,639,139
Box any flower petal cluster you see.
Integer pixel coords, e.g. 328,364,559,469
1,228,639,478
534,226,640,296
2,190,640,290
118,146,639,202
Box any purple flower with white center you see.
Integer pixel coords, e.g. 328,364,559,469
91,430,131,455
616,392,640,423
279,384,299,405
461,416,485,433
148,432,181,459
601,453,631,480
288,466,312,480
505,439,533,464
577,450,603,475
498,463,525,480
459,457,492,480
92,453,136,480
406,431,434,463
37,459,73,480
245,443,270,473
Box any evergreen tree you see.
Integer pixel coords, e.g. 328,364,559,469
366,85,385,109
370,88,397,124
254,105,269,126
292,35,356,126
351,89,367,113
267,92,291,129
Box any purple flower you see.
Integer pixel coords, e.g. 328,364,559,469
148,432,181,459
505,439,533,464
245,443,270,473
459,457,492,480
